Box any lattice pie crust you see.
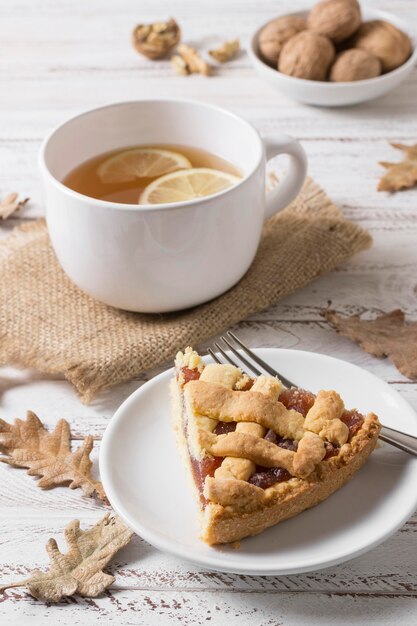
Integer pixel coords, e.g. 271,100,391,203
171,347,381,545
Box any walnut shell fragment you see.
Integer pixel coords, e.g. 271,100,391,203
209,38,240,63
330,48,381,81
352,20,411,72
132,18,180,60
176,44,211,76
278,31,335,81
171,54,189,75
308,0,362,43
258,16,307,66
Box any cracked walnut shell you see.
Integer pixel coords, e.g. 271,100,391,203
330,48,381,81
278,31,335,81
351,20,412,73
132,18,180,60
258,16,307,66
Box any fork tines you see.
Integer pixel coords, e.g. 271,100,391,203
207,332,295,388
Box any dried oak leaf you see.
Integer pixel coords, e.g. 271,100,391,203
0,192,29,219
323,309,417,379
378,142,417,192
0,411,108,503
0,514,133,601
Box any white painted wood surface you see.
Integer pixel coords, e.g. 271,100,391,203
1,0,417,623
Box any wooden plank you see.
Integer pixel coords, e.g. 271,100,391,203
1,588,416,625
0,513,416,593
1,80,417,144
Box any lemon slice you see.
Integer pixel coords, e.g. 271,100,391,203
97,148,192,183
140,167,240,204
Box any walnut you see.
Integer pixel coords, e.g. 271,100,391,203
132,18,180,60
209,39,240,63
258,16,307,66
329,48,381,81
171,54,189,75
177,44,211,76
308,0,362,43
351,20,412,73
278,31,335,81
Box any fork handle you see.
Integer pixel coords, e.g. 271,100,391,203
379,425,417,456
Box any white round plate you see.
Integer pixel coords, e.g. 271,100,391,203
100,349,417,575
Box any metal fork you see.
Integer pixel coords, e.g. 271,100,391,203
207,331,417,457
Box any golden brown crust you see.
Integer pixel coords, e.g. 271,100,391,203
213,376,283,481
202,413,380,544
187,380,305,439
200,363,247,389
304,390,348,444
200,429,296,474
200,428,327,480
189,380,354,482
292,431,326,477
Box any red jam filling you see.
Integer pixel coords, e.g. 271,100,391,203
181,366,201,384
340,409,364,441
264,428,298,451
249,466,291,489
324,442,339,459
213,421,237,435
279,387,316,417
240,378,254,391
190,456,224,505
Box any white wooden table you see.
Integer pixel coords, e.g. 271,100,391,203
1,0,416,623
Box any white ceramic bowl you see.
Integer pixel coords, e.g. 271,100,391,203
248,7,417,107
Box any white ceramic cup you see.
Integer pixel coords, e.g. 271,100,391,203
39,99,307,313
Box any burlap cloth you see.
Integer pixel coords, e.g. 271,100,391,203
0,178,371,402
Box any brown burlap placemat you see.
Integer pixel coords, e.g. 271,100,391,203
0,178,371,402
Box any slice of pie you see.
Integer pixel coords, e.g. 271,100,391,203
171,347,381,545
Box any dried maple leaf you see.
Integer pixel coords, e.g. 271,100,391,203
0,192,29,219
378,142,417,192
0,514,133,601
323,309,417,379
0,411,108,503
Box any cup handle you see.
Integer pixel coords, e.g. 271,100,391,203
263,134,308,220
